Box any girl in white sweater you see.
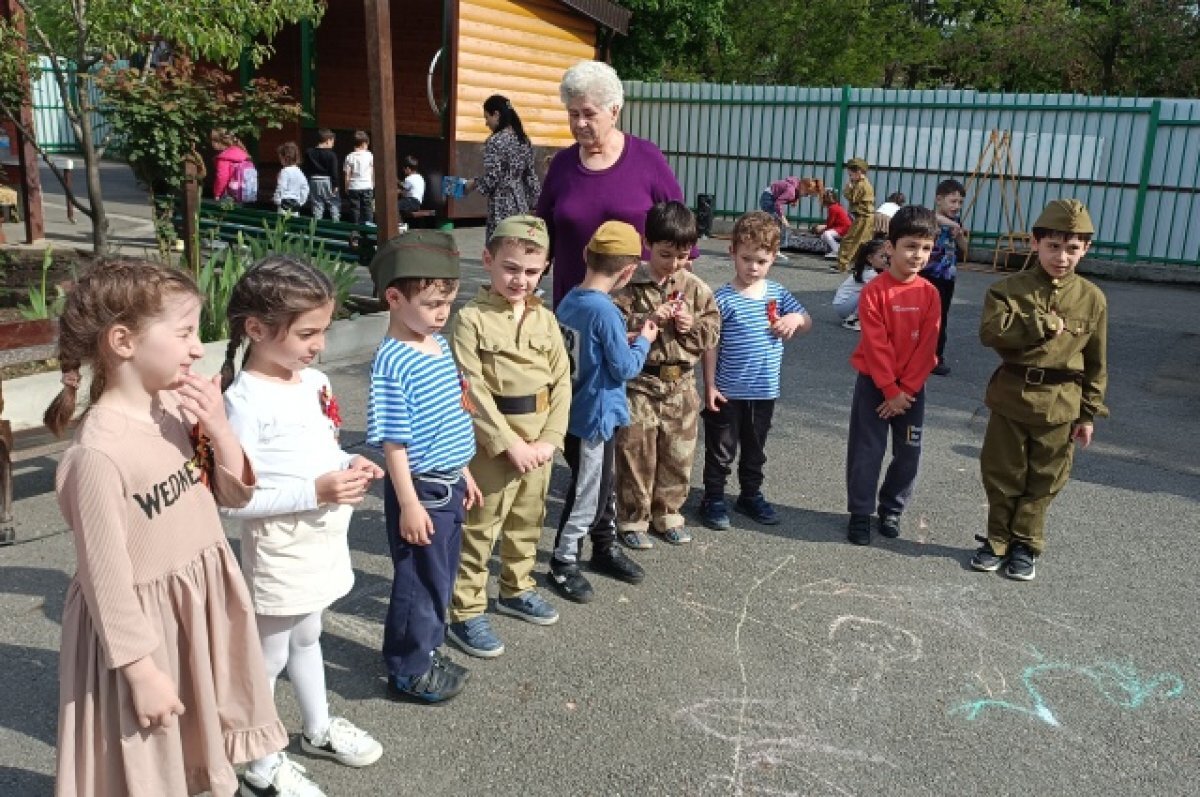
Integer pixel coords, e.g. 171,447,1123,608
221,256,384,797
273,141,310,213
832,238,887,330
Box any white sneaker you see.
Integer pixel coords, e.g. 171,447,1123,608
240,753,326,797
824,251,838,259
301,717,384,768
397,222,409,234
775,252,790,263
842,314,861,331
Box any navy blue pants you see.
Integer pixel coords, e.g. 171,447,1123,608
382,471,464,679
845,373,925,517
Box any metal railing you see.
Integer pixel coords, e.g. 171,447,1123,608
623,82,1200,265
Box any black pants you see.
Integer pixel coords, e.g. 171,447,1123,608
382,472,463,679
554,434,618,560
702,398,776,499
345,188,375,224
925,273,955,362
845,373,925,517
398,196,421,214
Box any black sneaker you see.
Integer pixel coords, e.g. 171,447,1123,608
970,538,1005,572
877,512,901,539
1005,544,1037,581
549,559,595,603
591,546,646,585
735,493,781,525
699,496,731,530
932,361,951,376
847,513,872,546
387,654,469,704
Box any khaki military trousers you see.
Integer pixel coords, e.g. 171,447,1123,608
980,412,1075,556
615,382,700,533
835,216,874,273
450,451,551,622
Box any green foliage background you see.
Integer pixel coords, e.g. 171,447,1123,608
612,0,1200,97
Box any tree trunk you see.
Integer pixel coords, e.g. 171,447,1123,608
73,71,109,254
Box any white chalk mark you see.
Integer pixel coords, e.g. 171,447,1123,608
730,556,796,796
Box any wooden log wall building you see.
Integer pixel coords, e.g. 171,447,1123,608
253,0,630,222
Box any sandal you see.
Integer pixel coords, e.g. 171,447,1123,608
656,527,693,545
619,530,654,550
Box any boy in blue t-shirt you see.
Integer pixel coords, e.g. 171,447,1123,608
700,211,811,530
919,178,968,376
366,230,483,704
552,221,660,602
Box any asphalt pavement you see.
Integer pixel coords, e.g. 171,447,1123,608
3,199,1200,796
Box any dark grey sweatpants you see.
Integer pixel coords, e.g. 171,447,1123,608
845,373,926,517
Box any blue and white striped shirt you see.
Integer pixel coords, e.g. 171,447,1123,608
713,281,806,400
366,335,476,474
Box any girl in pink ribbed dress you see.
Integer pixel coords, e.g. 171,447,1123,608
47,260,287,797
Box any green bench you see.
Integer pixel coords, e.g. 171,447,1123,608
174,200,379,266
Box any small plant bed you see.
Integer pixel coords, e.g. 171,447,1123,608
0,248,89,311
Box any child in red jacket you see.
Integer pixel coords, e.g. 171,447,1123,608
845,205,941,546
814,188,852,260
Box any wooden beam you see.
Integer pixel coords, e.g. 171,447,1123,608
2,0,44,243
364,0,398,244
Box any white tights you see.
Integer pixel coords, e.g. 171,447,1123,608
248,611,330,778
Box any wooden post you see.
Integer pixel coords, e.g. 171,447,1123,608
3,0,45,243
364,0,399,246
182,156,201,275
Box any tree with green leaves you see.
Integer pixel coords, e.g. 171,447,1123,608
0,1,324,254
97,58,302,260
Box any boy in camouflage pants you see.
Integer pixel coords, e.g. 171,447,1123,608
613,202,720,547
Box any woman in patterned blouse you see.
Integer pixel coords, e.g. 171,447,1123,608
467,95,541,239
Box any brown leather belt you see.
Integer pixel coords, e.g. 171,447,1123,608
642,362,693,382
1001,364,1082,386
494,388,550,415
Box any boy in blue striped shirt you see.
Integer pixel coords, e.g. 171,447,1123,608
700,211,811,530
366,230,483,704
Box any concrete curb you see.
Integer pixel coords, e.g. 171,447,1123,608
2,312,387,433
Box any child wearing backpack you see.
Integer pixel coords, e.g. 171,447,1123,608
212,129,257,204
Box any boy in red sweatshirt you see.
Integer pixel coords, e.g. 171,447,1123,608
845,205,941,545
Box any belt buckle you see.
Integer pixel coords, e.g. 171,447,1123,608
660,365,683,381
1025,367,1045,385
535,389,549,413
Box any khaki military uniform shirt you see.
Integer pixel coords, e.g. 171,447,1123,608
844,177,875,218
450,287,571,457
980,268,1108,426
613,265,721,400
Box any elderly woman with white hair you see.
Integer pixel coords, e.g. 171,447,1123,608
536,60,691,305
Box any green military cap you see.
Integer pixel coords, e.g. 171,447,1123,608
587,220,642,257
844,157,869,171
1033,199,1094,234
369,229,460,298
491,215,550,249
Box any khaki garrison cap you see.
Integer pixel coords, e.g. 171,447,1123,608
844,157,869,171
370,230,460,298
587,221,642,257
1033,199,1095,234
492,215,550,250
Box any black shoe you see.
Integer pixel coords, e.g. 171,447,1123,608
970,539,1005,572
932,361,951,376
735,493,781,525
549,559,596,603
1004,544,1037,581
591,546,646,585
699,497,732,530
877,512,901,539
431,648,469,678
847,513,872,546
387,654,469,704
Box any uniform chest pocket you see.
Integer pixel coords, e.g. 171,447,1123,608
527,333,555,353
477,333,507,355
1060,317,1092,338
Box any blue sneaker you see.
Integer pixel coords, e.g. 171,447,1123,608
735,493,780,525
387,655,468,704
447,615,505,658
496,590,559,626
699,497,731,530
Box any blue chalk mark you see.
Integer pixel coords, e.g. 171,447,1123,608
950,661,1185,727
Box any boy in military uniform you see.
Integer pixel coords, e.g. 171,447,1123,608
973,199,1108,581
612,202,721,548
446,216,572,658
835,157,876,274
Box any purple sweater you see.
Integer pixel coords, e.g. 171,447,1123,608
536,135,686,306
